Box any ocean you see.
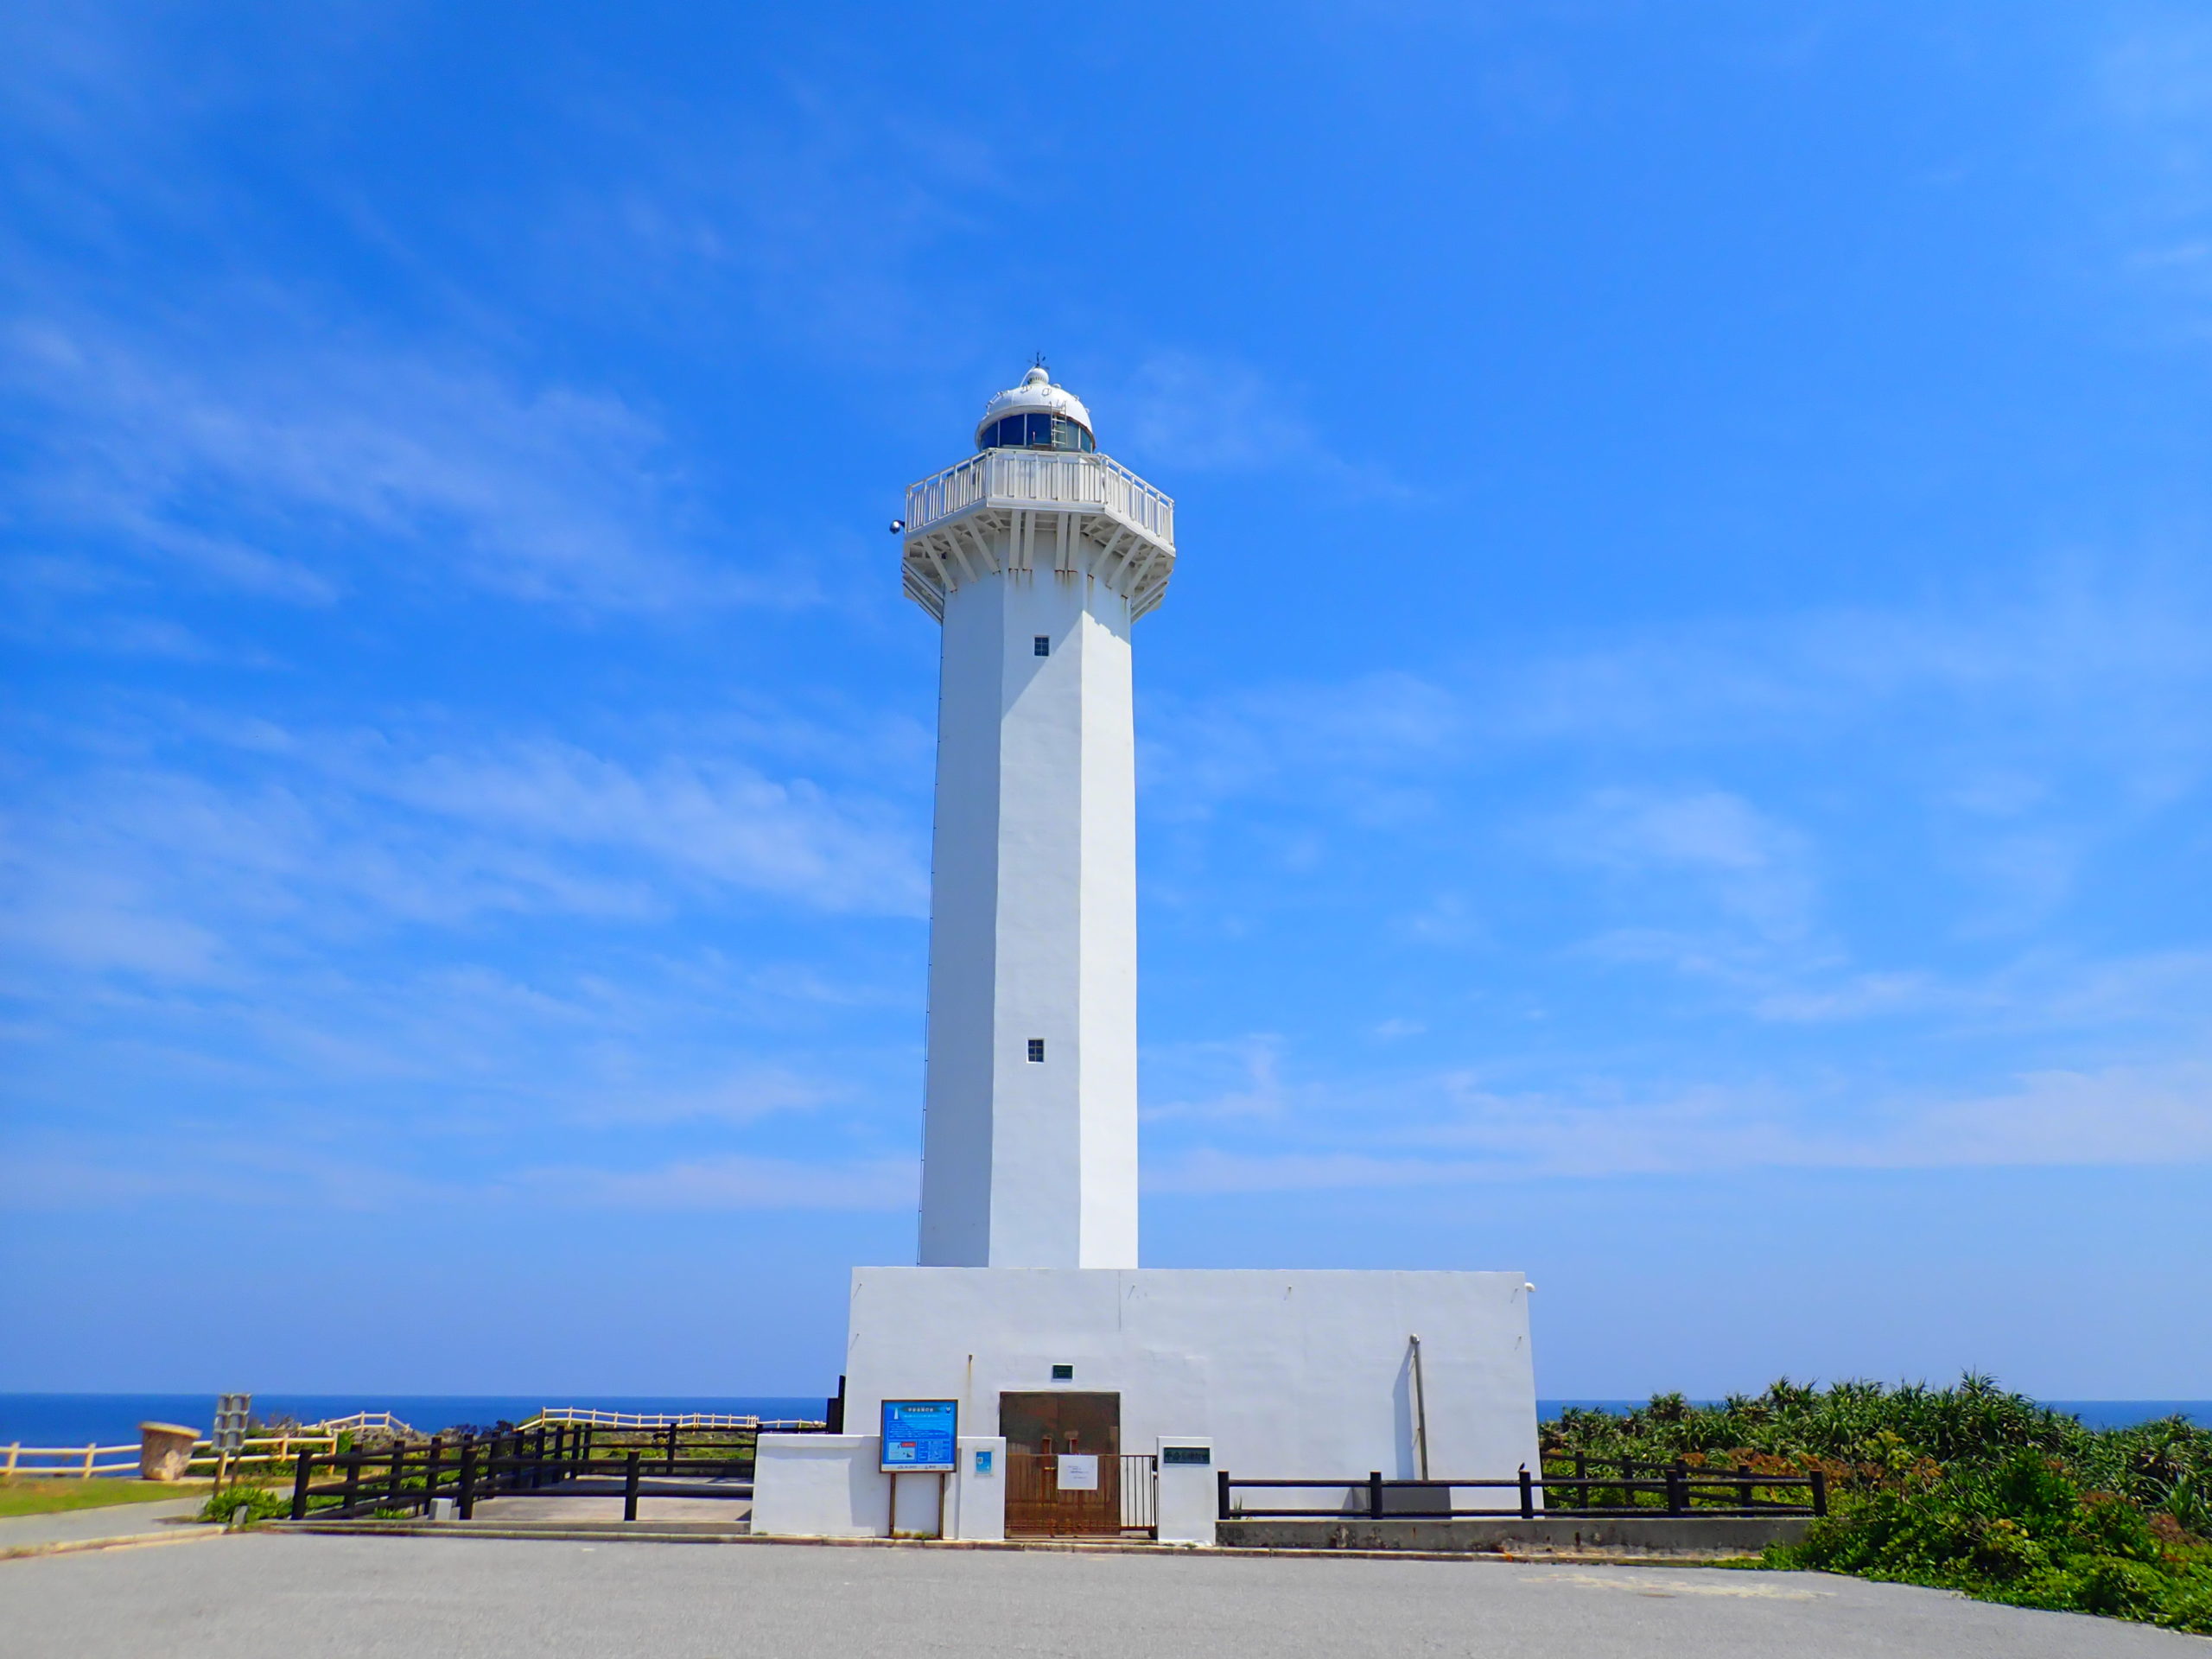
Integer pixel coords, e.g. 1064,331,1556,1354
0,1395,831,1452
4,1394,2203,1452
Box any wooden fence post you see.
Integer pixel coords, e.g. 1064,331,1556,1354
457,1439,476,1521
1368,1471,1383,1520
291,1448,315,1520
624,1451,640,1522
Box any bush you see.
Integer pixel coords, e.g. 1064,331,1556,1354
1543,1377,2212,1635
199,1484,292,1525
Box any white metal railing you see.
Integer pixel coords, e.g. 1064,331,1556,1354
524,1407,825,1431
0,1432,341,1479
302,1411,417,1440
905,451,1173,547
0,1411,830,1479
3,1442,142,1478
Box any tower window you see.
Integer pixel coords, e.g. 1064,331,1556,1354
1027,1039,1046,1063
1033,636,1050,657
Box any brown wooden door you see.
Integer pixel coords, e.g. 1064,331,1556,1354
1000,1392,1121,1537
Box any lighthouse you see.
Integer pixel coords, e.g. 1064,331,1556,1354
900,365,1174,1270
750,367,1538,1546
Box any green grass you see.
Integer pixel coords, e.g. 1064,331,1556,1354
1541,1376,2212,1635
0,1478,212,1518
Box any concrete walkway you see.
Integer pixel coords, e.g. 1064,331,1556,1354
0,1496,219,1559
3,1530,2201,1656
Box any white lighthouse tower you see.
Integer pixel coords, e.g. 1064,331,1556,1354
901,365,1174,1270
751,367,1538,1546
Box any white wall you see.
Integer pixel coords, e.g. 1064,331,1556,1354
918,531,1139,1270
750,1434,888,1538
1155,1436,1216,1546
946,1436,1006,1541
844,1268,1540,1488
751,1433,1008,1541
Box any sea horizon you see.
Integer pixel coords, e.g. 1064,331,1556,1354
4,1392,2205,1452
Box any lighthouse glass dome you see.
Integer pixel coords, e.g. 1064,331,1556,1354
978,410,1095,453
973,365,1096,453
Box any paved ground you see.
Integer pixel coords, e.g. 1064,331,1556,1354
3,1532,2203,1656
466,1493,751,1524
0,1495,214,1556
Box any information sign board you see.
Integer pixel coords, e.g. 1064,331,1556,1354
1161,1445,1211,1466
880,1399,958,1473
1056,1452,1099,1491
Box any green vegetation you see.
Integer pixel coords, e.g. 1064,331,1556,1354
0,1478,211,1518
199,1483,296,1524
1541,1376,2212,1634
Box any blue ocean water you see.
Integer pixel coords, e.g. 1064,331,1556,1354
0,1395,830,1451
7,1395,2203,1454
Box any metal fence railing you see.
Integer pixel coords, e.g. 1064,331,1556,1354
288,1421,804,1522
1122,1453,1157,1537
1218,1465,1827,1522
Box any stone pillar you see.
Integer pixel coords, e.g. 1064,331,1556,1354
139,1422,200,1482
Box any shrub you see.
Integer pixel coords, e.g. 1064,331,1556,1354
1544,1377,2212,1635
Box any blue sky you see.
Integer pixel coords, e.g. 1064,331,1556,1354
3,1,2208,1400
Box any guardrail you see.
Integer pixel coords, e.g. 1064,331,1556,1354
288,1421,780,1521
1218,1464,1827,1522
525,1408,823,1432
3,1442,143,1478
3,1432,344,1480
904,450,1174,547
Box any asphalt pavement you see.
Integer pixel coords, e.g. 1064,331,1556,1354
2,1531,2200,1657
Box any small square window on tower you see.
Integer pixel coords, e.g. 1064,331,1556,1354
1051,1363,1074,1381
1033,635,1051,657
1027,1039,1046,1063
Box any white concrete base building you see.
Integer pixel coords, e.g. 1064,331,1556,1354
752,369,1539,1541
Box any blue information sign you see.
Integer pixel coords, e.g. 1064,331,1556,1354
880,1399,959,1473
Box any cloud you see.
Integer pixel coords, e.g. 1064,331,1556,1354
1109,351,1418,500
1548,788,1815,940
0,319,796,616
519,1153,918,1212
1143,1059,2212,1192
0,710,929,1000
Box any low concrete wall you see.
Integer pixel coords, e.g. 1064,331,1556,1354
1216,1515,1813,1555
751,1435,889,1539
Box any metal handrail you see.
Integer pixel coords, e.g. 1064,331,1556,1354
1217,1465,1827,1522
905,451,1174,547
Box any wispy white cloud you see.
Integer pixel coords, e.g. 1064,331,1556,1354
0,708,929,1003
1108,351,1419,500
1145,1058,2212,1192
1,318,801,616
518,1153,917,1212
1544,787,1816,941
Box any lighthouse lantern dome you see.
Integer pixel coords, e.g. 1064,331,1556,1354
976,365,1096,454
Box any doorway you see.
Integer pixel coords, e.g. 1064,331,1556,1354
1000,1391,1122,1537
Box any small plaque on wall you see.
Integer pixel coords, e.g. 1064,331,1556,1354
1161,1445,1211,1466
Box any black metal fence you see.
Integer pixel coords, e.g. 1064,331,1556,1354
1218,1463,1827,1522
288,1423,779,1522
